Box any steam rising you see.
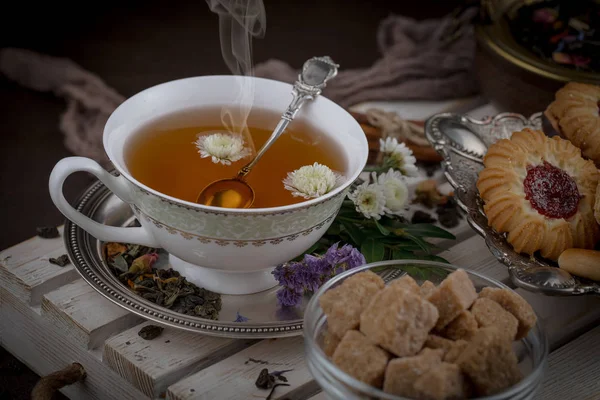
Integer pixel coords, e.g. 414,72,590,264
206,0,266,152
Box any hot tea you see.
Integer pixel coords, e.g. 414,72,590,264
125,107,348,208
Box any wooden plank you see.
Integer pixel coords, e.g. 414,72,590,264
537,325,600,400
103,321,258,398
41,279,143,350
306,392,328,400
166,337,310,400
0,226,79,305
441,235,600,350
0,287,150,400
439,235,511,283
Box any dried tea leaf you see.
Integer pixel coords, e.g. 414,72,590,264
105,242,128,259
111,255,129,272
255,368,275,389
266,384,290,400
49,254,70,267
138,325,164,340
36,226,59,239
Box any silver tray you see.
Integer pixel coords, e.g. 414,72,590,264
425,112,599,296
65,180,311,339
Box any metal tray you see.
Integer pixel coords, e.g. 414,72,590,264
65,180,311,339
425,111,600,296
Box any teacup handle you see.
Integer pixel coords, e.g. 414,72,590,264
49,157,159,248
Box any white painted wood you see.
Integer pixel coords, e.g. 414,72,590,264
439,235,510,283
0,226,79,305
537,325,600,400
103,321,257,398
0,287,150,400
307,392,329,400
41,279,143,350
166,337,310,400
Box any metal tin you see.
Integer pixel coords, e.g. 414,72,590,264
475,0,600,115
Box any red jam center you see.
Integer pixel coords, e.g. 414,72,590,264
523,162,581,219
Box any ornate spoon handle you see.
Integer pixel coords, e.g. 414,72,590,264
237,56,339,178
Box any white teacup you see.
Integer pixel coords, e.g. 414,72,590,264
49,76,368,295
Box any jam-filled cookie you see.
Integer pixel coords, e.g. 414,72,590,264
477,129,600,261
545,82,600,167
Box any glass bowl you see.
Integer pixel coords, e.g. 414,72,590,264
303,260,548,400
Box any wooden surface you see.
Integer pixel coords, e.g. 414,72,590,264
3,228,600,399
2,102,600,400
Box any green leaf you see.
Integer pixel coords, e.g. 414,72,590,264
341,222,365,246
326,222,342,236
399,224,456,240
361,238,385,263
418,254,450,264
375,220,391,236
391,249,415,260
402,233,432,253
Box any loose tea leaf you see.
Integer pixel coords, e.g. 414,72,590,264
36,226,59,239
111,255,129,272
266,384,290,400
255,368,292,390
138,325,164,340
49,254,70,267
104,242,222,320
255,368,275,389
436,197,462,229
245,358,269,365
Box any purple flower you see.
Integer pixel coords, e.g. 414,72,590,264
276,287,303,307
274,243,366,308
272,262,302,288
325,242,366,272
298,255,331,291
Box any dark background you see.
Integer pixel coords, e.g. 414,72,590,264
0,1,463,398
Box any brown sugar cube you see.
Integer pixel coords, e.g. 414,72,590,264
319,271,385,338
420,280,436,297
383,348,444,398
413,362,467,400
332,330,390,387
360,285,438,357
444,340,469,363
479,287,537,339
427,269,477,330
322,329,341,357
456,327,523,396
425,334,455,354
424,335,468,363
389,275,421,294
440,310,478,341
471,298,518,341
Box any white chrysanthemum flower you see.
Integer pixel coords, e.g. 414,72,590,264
194,132,251,165
379,137,419,177
375,169,410,215
348,182,386,220
283,162,343,199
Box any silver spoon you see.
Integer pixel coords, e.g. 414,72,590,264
196,56,339,208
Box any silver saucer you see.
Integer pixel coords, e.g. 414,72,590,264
424,112,600,296
65,180,311,339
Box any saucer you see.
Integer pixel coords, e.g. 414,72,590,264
65,179,309,338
